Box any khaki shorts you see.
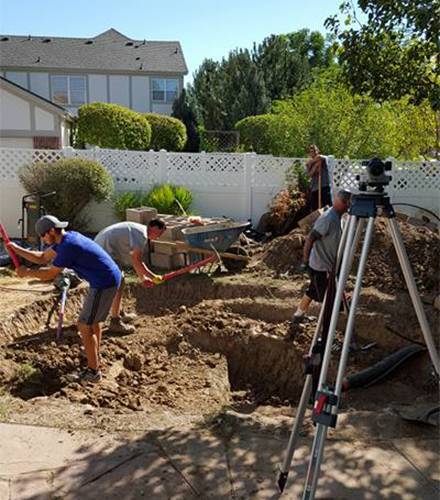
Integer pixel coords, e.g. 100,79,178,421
78,286,118,325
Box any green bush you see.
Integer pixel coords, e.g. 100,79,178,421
77,102,151,150
144,113,187,151
146,184,193,215
113,191,150,220
235,114,304,156
19,158,114,230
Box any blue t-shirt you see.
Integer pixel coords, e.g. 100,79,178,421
52,231,121,289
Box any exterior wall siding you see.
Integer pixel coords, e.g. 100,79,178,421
0,88,31,129
131,76,150,112
109,75,130,107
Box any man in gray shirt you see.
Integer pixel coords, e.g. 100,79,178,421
292,190,351,324
95,219,166,333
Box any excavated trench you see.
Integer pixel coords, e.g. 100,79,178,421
0,275,436,416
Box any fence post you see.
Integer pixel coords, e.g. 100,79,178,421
62,146,74,159
243,152,256,221
158,149,168,184
327,154,335,199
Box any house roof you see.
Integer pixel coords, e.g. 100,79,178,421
0,28,188,75
0,75,73,120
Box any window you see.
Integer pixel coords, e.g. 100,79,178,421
51,75,86,106
152,78,179,103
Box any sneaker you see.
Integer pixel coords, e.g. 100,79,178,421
121,310,137,323
67,368,102,384
291,315,306,325
108,317,136,335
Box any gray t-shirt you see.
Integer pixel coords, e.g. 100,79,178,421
94,222,148,268
309,207,342,272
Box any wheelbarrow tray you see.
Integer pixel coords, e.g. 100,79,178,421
182,221,250,252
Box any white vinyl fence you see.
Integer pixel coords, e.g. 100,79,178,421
0,147,438,237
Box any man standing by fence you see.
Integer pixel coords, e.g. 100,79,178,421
306,145,332,211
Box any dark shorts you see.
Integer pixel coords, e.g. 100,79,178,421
78,286,118,325
309,186,332,212
306,268,328,303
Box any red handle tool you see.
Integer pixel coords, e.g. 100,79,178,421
144,255,216,288
0,224,20,269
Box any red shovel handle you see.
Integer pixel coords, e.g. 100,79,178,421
0,224,20,269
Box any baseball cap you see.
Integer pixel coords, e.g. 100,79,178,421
35,215,68,237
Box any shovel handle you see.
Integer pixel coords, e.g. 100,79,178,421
0,224,20,269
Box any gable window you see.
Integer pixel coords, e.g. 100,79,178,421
152,78,179,103
51,75,86,106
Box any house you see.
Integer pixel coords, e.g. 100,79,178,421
0,28,188,116
0,76,73,148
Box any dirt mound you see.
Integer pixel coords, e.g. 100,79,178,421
364,219,439,294
260,229,305,274
260,218,439,294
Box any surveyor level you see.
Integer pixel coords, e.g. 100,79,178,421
278,189,439,499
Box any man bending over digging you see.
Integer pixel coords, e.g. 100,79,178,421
8,215,121,383
94,219,166,334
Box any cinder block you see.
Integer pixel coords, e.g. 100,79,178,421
126,207,158,224
151,240,179,255
150,252,187,270
161,225,181,241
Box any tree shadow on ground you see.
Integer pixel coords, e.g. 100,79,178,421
15,410,439,500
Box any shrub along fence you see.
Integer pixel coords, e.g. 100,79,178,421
0,146,438,237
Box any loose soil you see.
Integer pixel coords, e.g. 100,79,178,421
0,219,438,433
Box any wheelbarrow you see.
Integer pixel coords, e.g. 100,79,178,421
144,221,251,287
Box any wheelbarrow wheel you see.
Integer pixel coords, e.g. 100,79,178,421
223,246,248,273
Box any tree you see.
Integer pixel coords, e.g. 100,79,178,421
325,1,439,108
188,50,270,131
236,68,437,159
252,30,334,100
221,49,270,129
172,89,200,152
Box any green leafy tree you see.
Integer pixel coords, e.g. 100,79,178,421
325,0,439,152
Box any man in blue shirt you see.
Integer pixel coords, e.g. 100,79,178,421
8,215,121,383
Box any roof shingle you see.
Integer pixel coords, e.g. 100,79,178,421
0,28,188,74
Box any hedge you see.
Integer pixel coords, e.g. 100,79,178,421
144,113,187,151
77,102,151,150
235,114,302,156
19,158,114,230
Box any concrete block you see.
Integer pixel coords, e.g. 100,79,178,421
126,207,157,224
152,240,179,255
150,252,186,270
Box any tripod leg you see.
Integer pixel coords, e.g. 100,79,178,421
334,217,375,394
278,214,355,492
301,215,359,499
277,302,326,492
387,218,440,375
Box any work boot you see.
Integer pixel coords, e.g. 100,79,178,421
67,368,102,384
108,317,135,335
121,310,137,323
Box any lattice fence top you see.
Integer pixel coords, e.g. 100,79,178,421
0,147,438,196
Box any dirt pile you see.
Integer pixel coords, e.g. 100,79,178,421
259,218,439,294
260,229,305,274
363,219,439,294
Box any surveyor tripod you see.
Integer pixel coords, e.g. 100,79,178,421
278,190,439,499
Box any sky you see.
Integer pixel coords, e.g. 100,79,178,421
0,0,342,83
